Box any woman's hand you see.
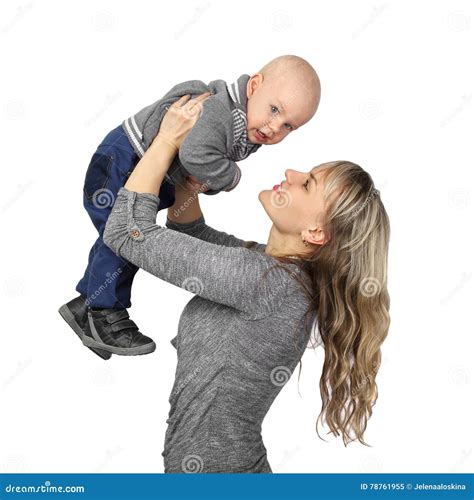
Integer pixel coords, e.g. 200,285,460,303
124,92,209,196
152,92,211,153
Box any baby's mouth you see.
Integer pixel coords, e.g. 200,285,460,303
256,129,267,141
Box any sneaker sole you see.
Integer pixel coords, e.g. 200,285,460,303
81,334,156,356
58,304,112,360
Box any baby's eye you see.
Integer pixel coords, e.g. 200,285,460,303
270,105,279,114
284,123,293,131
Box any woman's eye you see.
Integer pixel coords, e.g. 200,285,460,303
303,179,309,190
270,105,279,114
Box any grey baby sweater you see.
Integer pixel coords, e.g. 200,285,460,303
103,187,313,473
122,75,261,195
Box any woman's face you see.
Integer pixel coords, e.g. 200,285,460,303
258,165,330,238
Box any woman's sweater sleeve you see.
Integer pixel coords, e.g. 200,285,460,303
165,216,267,251
103,187,289,318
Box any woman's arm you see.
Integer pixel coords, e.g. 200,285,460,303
167,181,204,224
103,187,287,317
167,183,266,250
123,135,175,196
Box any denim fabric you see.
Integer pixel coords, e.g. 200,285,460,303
76,125,175,308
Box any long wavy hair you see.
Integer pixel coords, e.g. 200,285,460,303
271,161,391,447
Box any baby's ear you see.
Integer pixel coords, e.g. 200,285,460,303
246,73,263,97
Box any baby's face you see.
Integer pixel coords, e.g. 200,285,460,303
246,73,318,145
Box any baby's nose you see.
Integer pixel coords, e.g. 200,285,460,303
271,119,285,136
264,124,275,137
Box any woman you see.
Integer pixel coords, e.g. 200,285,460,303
100,93,391,473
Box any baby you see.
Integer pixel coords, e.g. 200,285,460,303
58,55,321,360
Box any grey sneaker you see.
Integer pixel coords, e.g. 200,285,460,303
58,295,112,360
81,307,156,356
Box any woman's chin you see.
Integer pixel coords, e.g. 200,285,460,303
258,189,269,205
258,190,273,217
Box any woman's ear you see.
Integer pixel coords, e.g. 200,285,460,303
301,227,329,246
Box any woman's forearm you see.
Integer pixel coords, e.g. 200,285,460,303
124,137,177,196
122,136,203,224
167,184,203,224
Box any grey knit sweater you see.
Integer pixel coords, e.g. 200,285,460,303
103,187,313,473
122,75,261,195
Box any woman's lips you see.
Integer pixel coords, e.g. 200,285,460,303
273,182,283,191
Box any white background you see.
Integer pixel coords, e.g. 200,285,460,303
0,0,472,473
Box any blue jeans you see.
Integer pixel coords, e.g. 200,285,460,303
75,125,175,309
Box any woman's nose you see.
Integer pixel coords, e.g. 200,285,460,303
285,169,303,184
285,169,296,182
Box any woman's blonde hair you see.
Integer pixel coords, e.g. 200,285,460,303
277,160,391,446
